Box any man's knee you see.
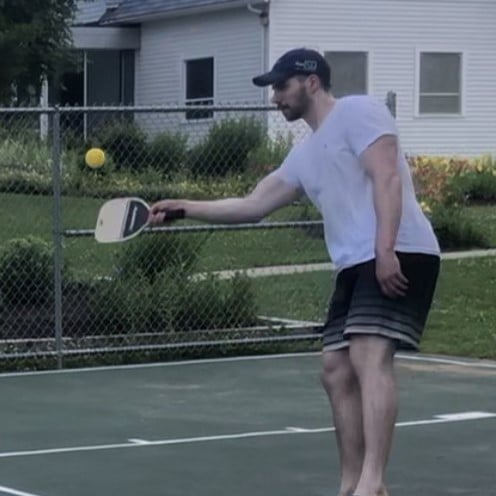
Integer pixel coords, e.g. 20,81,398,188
320,350,356,392
349,334,396,376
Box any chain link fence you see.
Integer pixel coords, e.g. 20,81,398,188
0,96,395,370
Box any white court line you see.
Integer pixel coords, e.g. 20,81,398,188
396,353,496,369
1,351,496,379
0,411,493,460
0,484,43,496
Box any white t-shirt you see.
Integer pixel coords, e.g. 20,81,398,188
273,95,440,271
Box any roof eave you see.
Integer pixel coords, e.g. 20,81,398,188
100,0,265,25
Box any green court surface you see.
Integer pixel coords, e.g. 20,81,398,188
0,353,495,496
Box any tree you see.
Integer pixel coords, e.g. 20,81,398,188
0,0,79,106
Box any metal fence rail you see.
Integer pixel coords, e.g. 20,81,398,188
0,96,395,370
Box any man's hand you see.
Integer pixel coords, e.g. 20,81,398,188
148,200,186,224
375,250,409,298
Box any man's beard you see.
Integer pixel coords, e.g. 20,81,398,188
279,88,310,122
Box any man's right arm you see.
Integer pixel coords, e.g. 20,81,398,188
149,173,302,225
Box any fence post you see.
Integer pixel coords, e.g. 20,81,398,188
386,91,397,118
51,107,64,368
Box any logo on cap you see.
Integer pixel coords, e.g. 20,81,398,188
294,60,318,71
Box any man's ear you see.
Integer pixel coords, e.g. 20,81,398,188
307,74,322,93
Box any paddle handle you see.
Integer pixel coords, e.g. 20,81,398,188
163,209,186,221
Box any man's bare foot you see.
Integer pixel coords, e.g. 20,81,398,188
352,484,389,496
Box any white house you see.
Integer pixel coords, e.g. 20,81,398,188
66,0,496,156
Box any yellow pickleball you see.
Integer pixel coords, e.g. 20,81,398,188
85,148,106,169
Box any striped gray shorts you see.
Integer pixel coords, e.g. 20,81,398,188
322,252,440,352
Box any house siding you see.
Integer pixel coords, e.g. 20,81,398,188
134,7,264,140
268,0,496,156
72,27,140,50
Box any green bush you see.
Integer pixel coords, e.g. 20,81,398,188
0,236,54,306
449,169,496,205
0,133,80,194
116,234,200,283
429,205,491,250
0,136,52,174
223,273,258,328
246,133,293,174
297,201,324,239
148,132,188,177
98,120,147,172
86,235,258,334
189,117,265,177
153,273,257,332
296,199,491,251
87,272,155,334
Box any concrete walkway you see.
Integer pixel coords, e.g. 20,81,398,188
193,248,496,281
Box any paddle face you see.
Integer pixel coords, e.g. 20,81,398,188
95,198,150,243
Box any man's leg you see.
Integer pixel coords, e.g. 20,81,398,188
321,348,364,496
349,335,397,496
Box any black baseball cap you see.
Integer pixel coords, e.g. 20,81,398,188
252,48,331,88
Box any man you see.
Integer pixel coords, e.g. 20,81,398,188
149,48,440,496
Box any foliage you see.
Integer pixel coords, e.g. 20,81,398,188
296,186,491,251
0,132,79,194
189,117,265,177
161,273,258,332
148,132,188,177
429,204,491,250
86,272,155,334
85,235,258,334
0,0,78,105
0,236,54,306
296,200,324,239
116,234,200,283
409,154,496,207
98,120,148,172
448,155,496,204
246,133,294,174
408,155,474,206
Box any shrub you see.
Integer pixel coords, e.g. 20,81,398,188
116,234,200,283
87,272,155,334
0,133,80,194
246,133,293,175
296,201,324,239
148,132,188,177
408,155,474,206
223,273,258,328
0,236,54,306
429,205,491,250
296,196,491,251
447,156,496,204
98,120,147,172
87,236,258,334
188,117,265,177
154,273,257,332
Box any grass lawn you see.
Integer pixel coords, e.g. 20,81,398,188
254,257,496,359
3,193,496,277
2,192,496,360
1,193,328,277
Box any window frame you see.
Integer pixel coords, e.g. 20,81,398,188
323,50,370,98
183,55,215,121
415,49,464,117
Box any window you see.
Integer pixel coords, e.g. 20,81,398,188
185,57,214,120
419,52,461,114
324,51,367,97
48,49,135,137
